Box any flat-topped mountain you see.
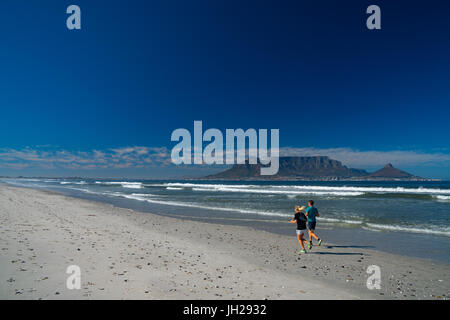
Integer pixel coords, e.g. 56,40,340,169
205,157,425,181
206,156,367,180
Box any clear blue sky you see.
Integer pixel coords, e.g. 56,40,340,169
0,0,449,178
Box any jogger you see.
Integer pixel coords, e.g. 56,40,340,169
290,205,307,253
305,200,322,249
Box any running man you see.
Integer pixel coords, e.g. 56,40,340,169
305,200,322,249
290,205,307,253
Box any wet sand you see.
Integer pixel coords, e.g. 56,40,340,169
0,185,448,299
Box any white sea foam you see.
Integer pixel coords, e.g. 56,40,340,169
107,192,292,218
191,187,217,192
97,181,450,197
278,185,450,195
190,185,363,196
60,181,86,185
119,193,149,201
165,183,256,189
434,195,450,201
120,183,142,189
163,182,450,196
101,191,374,228
66,180,450,201
365,223,450,237
66,187,99,194
106,191,366,225
316,217,364,225
95,181,143,189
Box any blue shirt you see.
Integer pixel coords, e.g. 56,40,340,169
306,206,318,222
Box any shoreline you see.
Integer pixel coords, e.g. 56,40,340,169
1,185,448,299
13,181,449,265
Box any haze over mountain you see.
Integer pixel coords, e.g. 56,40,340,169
205,157,425,181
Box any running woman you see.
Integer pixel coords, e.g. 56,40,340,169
290,205,308,254
305,200,322,249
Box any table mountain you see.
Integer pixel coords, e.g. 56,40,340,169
206,156,367,180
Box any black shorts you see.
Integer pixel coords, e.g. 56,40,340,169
308,221,316,230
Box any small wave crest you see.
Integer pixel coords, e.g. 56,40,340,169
189,185,364,196
95,181,143,189
365,223,450,237
434,195,450,202
60,181,86,185
163,182,450,199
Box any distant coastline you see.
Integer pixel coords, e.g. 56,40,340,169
204,157,435,181
197,177,438,182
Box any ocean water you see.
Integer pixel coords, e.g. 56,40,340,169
3,178,450,262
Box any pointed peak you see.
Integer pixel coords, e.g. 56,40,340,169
369,163,415,178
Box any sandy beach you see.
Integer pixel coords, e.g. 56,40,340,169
0,185,448,300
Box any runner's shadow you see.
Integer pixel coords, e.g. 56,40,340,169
326,245,374,249
310,252,363,256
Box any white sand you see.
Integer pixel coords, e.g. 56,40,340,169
0,185,448,300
